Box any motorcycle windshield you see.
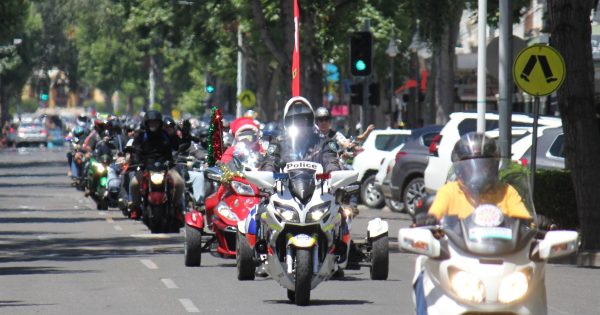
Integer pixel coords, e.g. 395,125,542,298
230,142,263,171
439,158,536,256
288,169,316,204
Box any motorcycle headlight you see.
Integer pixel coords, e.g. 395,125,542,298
94,162,106,173
307,202,330,222
498,271,529,303
450,270,485,303
216,202,240,221
274,203,299,222
231,180,255,196
150,172,165,185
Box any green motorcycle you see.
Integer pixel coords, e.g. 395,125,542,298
87,153,112,210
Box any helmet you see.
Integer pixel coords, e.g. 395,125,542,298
315,107,331,120
163,116,176,129
451,132,500,195
283,96,314,129
94,119,107,132
244,110,257,119
73,126,85,138
144,110,163,131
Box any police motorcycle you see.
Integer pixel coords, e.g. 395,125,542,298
238,148,390,305
398,159,578,315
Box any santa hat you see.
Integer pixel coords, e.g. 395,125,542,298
229,117,259,136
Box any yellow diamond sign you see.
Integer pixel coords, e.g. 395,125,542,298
513,44,565,97
238,90,256,109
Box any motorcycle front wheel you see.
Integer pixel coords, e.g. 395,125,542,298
236,232,255,280
184,225,202,267
294,248,312,306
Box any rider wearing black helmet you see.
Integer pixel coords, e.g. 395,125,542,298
128,110,184,220
163,116,176,136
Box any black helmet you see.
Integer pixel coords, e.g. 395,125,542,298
283,96,314,128
144,110,163,130
163,116,176,128
451,132,500,195
315,107,331,120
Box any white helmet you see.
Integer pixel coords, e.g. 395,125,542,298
283,96,314,129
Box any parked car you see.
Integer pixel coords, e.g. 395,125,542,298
383,125,443,216
352,129,411,208
424,112,562,193
513,126,565,170
15,122,48,147
374,143,405,212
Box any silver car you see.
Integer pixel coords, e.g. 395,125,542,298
15,122,48,146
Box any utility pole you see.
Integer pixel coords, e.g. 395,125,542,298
148,56,155,112
236,27,245,118
476,0,487,133
498,0,512,158
361,20,371,134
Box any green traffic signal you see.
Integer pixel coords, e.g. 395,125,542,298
355,60,366,72
41,93,49,101
206,85,215,94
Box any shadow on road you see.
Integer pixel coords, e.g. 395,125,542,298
0,300,56,308
0,182,72,189
264,299,373,306
0,161,65,169
0,266,97,276
0,216,106,224
0,172,67,178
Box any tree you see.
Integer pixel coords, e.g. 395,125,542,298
548,0,600,250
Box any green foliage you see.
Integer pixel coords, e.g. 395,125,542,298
533,169,579,230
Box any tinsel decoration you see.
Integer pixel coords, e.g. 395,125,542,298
219,164,244,183
206,107,224,167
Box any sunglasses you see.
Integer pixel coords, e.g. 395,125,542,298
316,118,330,123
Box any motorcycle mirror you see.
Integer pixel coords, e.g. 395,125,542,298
398,228,441,258
329,170,359,191
532,230,578,261
245,170,275,190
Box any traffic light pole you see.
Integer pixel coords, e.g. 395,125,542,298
361,76,369,134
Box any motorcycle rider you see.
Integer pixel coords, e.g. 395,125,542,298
128,110,185,220
413,132,531,314
221,117,264,164
253,97,343,277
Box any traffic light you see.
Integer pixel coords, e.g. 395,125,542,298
350,32,373,77
350,83,380,106
205,73,215,94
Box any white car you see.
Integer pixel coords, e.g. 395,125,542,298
352,129,411,208
374,144,404,212
424,112,562,193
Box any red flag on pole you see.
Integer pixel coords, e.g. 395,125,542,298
291,0,300,96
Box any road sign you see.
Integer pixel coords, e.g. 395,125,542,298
513,44,565,96
238,90,256,109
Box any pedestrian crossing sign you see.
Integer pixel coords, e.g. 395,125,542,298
513,44,565,97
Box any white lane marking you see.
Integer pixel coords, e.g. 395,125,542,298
106,217,114,223
98,211,107,216
178,299,200,313
19,205,32,209
161,278,179,289
73,206,79,209
140,259,158,270
548,305,570,315
37,235,49,241
113,225,123,231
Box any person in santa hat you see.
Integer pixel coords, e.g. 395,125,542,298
220,117,265,164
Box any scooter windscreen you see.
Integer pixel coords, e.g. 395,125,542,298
231,142,263,171
441,158,536,256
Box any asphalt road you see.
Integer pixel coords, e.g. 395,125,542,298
0,147,598,315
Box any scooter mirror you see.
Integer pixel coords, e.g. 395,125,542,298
398,228,441,258
534,230,578,260
205,166,223,182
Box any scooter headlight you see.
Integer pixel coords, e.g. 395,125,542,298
150,172,165,185
231,180,255,196
498,271,529,303
450,270,485,303
307,202,330,222
216,201,240,221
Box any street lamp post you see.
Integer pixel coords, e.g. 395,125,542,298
386,36,399,128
